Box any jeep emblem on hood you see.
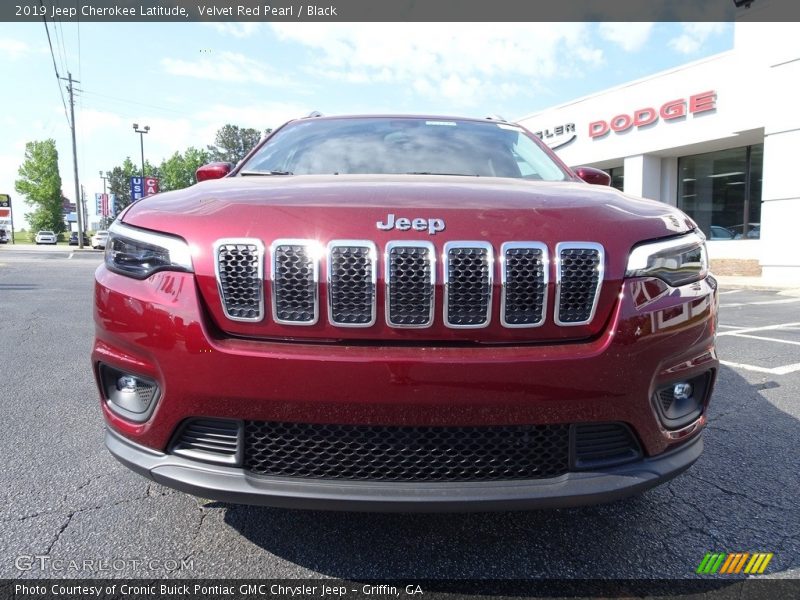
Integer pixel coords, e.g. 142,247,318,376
377,213,446,235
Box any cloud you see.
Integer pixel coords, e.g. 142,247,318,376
270,23,604,107
0,39,31,60
75,108,125,138
192,102,311,136
599,23,654,52
203,23,263,38
668,23,727,55
161,51,297,88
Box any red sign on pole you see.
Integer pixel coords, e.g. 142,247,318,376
144,177,159,197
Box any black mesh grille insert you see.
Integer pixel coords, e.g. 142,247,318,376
244,421,571,481
273,243,317,323
329,245,374,325
558,246,602,324
445,245,492,327
216,243,262,321
573,423,641,469
503,245,546,326
387,245,434,326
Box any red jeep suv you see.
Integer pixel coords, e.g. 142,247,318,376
93,115,717,511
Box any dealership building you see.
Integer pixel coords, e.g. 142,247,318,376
518,20,800,280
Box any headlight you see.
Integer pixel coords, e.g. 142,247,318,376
625,231,708,287
105,222,193,279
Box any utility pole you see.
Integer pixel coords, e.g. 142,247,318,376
61,72,84,249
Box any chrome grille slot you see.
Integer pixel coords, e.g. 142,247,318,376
327,241,377,327
385,241,435,327
556,243,604,326
214,239,264,322
271,240,319,325
444,242,493,328
171,418,242,466
501,242,548,328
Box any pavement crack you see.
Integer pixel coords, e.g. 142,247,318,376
686,472,784,510
182,502,211,564
45,512,74,555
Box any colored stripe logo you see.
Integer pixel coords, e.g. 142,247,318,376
697,552,773,574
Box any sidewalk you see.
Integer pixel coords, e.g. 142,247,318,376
715,273,800,293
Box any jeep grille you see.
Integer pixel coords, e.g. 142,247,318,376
213,239,604,329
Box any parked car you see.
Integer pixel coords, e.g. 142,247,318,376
0,228,8,243
35,230,57,245
95,114,717,511
91,230,109,250
69,232,90,246
710,225,735,240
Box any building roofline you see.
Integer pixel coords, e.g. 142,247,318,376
515,49,734,123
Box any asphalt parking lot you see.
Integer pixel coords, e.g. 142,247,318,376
0,246,798,581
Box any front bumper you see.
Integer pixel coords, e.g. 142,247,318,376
107,426,703,512
94,266,718,509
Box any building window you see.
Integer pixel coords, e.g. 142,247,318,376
606,166,624,192
678,144,763,240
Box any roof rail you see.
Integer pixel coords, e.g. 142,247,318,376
485,114,507,122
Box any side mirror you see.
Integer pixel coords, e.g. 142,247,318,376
574,166,612,186
196,162,234,182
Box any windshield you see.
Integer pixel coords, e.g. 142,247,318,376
240,117,569,181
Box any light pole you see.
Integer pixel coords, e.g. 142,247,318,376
99,170,111,227
132,123,150,178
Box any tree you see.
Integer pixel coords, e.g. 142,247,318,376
207,124,269,164
14,139,65,234
159,147,211,192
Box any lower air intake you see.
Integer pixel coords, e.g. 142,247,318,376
244,421,571,481
572,423,641,469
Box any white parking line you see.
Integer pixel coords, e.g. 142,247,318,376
728,333,800,347
721,360,800,375
721,298,800,308
718,289,744,296
717,322,800,337
718,324,745,329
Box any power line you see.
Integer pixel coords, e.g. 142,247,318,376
53,1,70,77
39,0,70,127
79,89,189,117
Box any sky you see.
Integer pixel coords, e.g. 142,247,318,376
0,21,732,229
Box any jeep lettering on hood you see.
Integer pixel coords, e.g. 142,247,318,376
377,213,446,235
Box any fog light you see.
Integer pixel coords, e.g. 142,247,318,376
98,364,160,422
673,382,693,401
654,371,712,430
116,376,138,392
